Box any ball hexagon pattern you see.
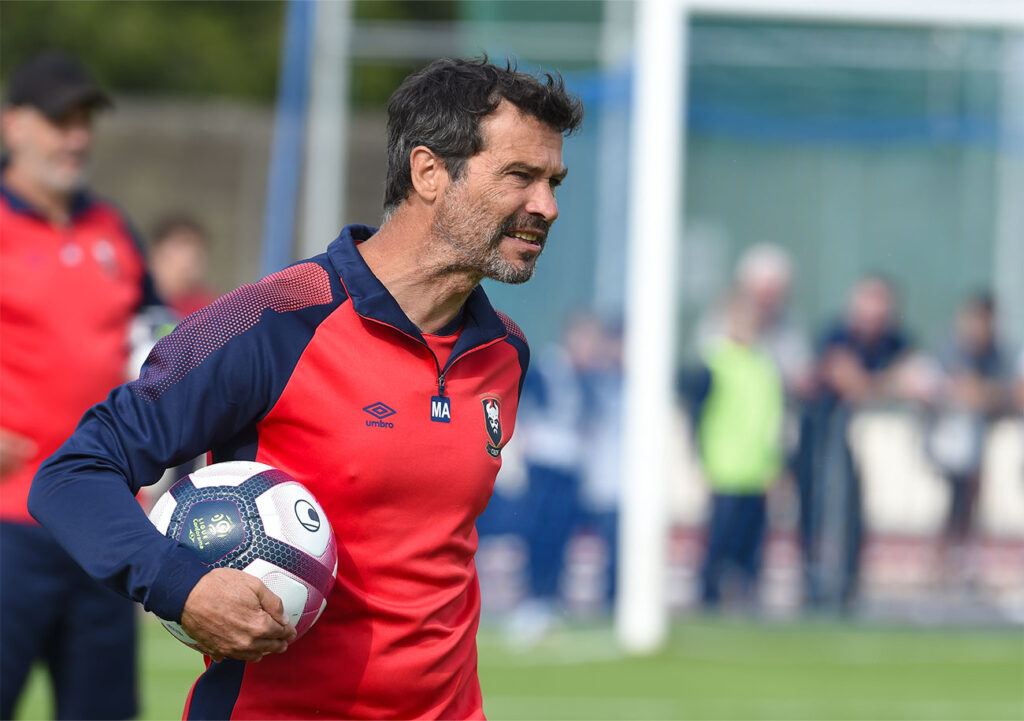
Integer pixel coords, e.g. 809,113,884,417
148,461,338,650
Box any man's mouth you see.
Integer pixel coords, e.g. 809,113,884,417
504,230,544,246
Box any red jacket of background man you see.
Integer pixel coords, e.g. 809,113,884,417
0,182,156,521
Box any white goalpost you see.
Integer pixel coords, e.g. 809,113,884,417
618,0,1024,654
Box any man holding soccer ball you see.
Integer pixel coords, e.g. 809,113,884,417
30,58,582,719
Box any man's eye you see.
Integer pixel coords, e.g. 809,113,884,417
510,171,531,181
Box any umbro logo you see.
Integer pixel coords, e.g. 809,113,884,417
363,402,395,419
363,402,396,429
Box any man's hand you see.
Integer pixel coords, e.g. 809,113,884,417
180,568,297,663
821,349,873,402
0,428,36,482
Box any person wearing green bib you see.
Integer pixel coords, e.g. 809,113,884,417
691,291,785,609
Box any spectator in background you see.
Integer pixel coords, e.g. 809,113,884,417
924,293,1012,582
690,291,785,609
696,244,811,519
1017,348,1024,413
697,243,812,399
0,51,152,719
578,318,625,610
507,312,603,641
127,214,217,377
149,213,217,317
797,274,915,612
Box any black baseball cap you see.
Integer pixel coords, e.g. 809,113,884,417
5,50,112,119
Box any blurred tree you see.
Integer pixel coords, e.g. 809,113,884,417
1,1,285,102
351,0,458,108
1,0,463,107
355,0,456,22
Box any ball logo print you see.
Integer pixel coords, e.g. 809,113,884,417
294,499,321,532
148,461,338,649
207,513,235,538
179,500,246,564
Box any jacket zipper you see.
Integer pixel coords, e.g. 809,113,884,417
355,314,506,400
433,336,508,397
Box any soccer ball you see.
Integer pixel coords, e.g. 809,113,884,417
148,461,338,649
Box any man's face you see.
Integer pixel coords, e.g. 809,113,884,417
849,279,894,340
1,105,94,194
430,101,566,284
152,230,209,297
956,304,994,352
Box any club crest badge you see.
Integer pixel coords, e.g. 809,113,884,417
481,395,504,458
91,239,120,277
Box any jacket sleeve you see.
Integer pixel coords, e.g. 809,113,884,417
28,263,337,622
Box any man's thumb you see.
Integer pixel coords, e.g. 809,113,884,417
253,581,288,626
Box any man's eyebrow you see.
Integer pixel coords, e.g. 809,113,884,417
502,161,569,182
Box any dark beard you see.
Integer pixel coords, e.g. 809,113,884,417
432,192,549,284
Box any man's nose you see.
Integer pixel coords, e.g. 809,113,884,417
63,121,93,150
525,182,559,224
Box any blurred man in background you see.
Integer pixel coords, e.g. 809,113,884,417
131,215,220,479
797,275,914,612
148,214,217,318
0,50,156,719
508,312,603,641
1017,348,1024,413
577,318,625,612
697,243,812,398
696,244,811,508
126,213,216,376
690,291,785,610
924,293,1012,583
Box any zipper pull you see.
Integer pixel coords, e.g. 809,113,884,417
431,375,451,423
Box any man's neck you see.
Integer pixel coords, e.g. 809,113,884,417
358,212,480,334
2,163,72,225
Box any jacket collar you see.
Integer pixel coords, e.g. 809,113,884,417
327,224,509,362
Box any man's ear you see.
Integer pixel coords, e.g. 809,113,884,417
1,108,26,148
408,146,449,203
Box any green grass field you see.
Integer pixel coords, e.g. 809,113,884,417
14,615,1024,720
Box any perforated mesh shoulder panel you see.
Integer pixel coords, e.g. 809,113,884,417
132,263,333,403
495,310,527,345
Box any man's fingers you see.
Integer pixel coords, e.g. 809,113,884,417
250,636,291,656
205,638,289,664
251,582,297,641
180,569,297,662
247,608,295,641
0,428,36,454
0,428,37,479
195,642,225,663
252,580,289,627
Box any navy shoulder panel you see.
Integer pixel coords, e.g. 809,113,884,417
495,309,530,399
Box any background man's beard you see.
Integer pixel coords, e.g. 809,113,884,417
39,159,89,195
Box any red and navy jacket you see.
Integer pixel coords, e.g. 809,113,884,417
1,179,158,522
29,224,530,720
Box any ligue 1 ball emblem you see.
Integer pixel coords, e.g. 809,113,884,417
148,461,338,649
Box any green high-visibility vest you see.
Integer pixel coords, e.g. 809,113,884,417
698,338,784,493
